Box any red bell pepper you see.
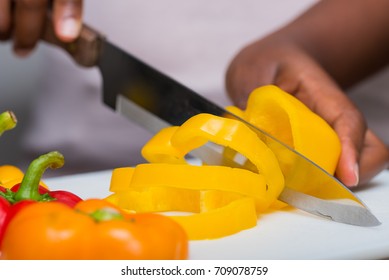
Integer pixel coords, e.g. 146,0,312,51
0,151,82,245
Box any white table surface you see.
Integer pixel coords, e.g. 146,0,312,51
46,169,389,260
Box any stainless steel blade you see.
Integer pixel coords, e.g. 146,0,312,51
96,41,381,227
279,188,380,226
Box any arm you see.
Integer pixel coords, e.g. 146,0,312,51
226,0,389,187
0,0,83,56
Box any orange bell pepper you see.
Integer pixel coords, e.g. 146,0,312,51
1,199,188,260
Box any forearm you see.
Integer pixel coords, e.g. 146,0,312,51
272,0,389,88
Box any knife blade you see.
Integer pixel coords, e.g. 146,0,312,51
43,23,380,227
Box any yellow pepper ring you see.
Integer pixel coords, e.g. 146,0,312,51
108,164,259,240
140,126,186,165
107,190,257,240
171,197,257,240
142,113,285,210
110,164,270,211
106,187,201,213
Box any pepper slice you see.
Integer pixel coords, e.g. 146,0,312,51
107,165,258,240
110,164,270,212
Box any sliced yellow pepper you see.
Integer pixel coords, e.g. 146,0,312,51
108,164,259,240
110,164,270,212
107,85,342,240
171,197,257,240
108,113,285,240
142,113,285,210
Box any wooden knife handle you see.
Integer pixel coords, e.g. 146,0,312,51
42,19,104,67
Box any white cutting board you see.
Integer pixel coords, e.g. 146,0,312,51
46,169,389,260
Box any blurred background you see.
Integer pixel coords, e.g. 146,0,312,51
1,0,388,175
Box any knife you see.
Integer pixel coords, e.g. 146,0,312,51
42,22,380,227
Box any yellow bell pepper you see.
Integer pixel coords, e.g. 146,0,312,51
0,165,24,189
0,165,49,190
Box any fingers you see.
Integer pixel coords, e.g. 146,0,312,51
3,0,82,57
0,0,12,40
13,0,48,56
273,56,368,187
52,0,82,42
225,42,278,109
225,35,388,187
358,130,389,186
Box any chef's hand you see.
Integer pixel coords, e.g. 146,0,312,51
225,37,389,187
0,0,83,57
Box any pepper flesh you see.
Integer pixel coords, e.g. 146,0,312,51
1,199,188,260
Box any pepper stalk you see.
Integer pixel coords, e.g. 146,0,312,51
13,151,64,202
0,111,17,136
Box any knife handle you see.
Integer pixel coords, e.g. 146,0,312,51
42,19,104,67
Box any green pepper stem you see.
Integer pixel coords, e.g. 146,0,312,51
0,111,17,136
14,151,65,202
90,207,124,222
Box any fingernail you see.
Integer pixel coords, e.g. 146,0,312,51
352,163,359,187
60,18,80,39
